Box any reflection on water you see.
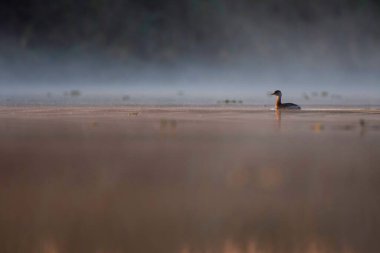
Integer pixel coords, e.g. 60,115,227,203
275,110,281,129
180,240,356,253
312,123,324,133
0,109,380,253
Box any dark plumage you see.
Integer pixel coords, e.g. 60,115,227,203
271,90,301,110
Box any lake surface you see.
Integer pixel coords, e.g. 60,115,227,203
0,106,379,253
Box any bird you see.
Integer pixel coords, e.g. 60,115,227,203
271,90,301,110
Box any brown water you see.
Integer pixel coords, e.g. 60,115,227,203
0,107,380,253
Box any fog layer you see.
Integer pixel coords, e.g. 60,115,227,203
1,0,380,102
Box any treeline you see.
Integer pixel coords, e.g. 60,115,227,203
1,0,379,62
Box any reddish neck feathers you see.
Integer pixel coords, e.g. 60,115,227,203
275,96,282,109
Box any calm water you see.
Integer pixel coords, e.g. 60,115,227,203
0,107,379,253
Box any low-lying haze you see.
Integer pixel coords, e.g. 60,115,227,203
1,0,379,104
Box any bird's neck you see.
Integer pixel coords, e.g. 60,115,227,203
275,96,282,109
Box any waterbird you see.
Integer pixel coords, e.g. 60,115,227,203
271,90,301,110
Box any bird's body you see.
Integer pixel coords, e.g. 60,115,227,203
272,90,301,110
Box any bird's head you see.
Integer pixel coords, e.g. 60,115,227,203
271,90,282,97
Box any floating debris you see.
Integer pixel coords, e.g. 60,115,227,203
128,112,139,116
217,99,243,104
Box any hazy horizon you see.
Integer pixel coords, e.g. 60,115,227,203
1,0,379,104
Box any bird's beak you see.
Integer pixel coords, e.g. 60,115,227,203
271,92,275,95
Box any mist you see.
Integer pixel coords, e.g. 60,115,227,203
1,0,380,105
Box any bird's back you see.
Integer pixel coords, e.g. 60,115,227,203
279,103,301,110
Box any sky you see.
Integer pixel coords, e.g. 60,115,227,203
1,0,380,104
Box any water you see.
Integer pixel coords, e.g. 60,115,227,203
0,106,379,253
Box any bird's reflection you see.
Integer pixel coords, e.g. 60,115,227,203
275,109,282,129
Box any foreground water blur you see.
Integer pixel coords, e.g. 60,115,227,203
0,107,379,253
